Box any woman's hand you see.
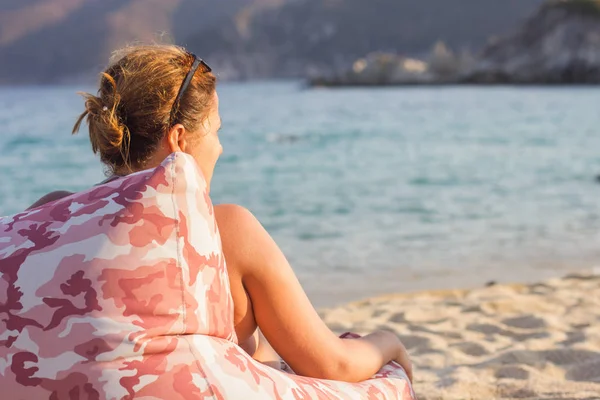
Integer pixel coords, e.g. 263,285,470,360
392,340,413,382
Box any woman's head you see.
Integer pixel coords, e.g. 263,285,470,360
73,44,222,188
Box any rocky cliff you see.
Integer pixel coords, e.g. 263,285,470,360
465,0,600,83
310,0,600,86
0,0,542,84
187,0,543,80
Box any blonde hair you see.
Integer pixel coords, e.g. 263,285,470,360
73,44,216,175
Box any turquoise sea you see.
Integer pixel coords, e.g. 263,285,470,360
1,81,599,306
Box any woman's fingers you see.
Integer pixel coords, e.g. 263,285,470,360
394,342,413,382
400,344,413,383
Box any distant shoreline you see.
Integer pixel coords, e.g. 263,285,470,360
4,78,600,89
306,80,600,88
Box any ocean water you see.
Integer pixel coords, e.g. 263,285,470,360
1,81,599,306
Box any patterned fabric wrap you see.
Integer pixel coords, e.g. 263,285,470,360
0,152,416,399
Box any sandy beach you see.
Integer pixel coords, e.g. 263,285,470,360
320,271,600,400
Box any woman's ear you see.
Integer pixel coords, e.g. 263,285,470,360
166,124,188,153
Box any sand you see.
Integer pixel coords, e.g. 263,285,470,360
320,271,600,399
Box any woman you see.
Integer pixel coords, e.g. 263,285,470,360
30,44,412,383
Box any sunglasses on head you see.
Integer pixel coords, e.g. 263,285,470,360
169,53,212,128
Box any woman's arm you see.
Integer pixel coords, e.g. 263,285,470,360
214,204,411,383
27,191,73,210
250,329,285,370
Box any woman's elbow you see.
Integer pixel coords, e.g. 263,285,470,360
324,358,362,382
318,357,366,383
294,347,362,383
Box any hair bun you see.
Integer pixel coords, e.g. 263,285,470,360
73,73,130,167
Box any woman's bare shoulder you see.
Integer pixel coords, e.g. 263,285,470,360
214,203,255,223
27,190,74,210
213,204,266,243
213,204,273,259
213,204,264,266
